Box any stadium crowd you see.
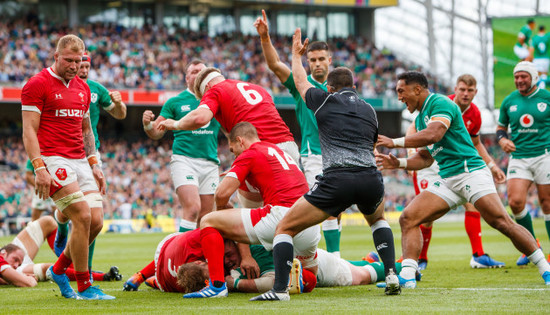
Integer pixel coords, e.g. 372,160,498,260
0,19,451,97
0,135,541,233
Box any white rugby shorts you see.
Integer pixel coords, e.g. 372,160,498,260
316,248,352,287
170,154,219,194
514,45,530,60
241,205,321,268
533,58,550,73
507,151,550,184
42,156,98,193
301,154,323,187
426,167,496,208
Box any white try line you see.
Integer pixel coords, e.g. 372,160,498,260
422,287,548,291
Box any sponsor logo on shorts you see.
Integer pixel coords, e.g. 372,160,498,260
510,169,517,174
55,168,67,180
186,175,194,180
538,102,547,112
465,185,471,192
434,181,441,187
211,183,217,189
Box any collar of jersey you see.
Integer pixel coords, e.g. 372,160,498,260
47,67,70,88
420,93,435,114
307,74,327,87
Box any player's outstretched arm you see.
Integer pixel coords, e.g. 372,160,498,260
142,110,167,140
291,28,313,101
375,150,433,171
254,9,291,83
107,91,127,119
377,121,448,149
158,107,213,131
1,267,38,287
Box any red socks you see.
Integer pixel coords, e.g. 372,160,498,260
66,268,104,282
52,252,72,275
46,228,57,251
419,224,432,260
75,271,91,292
465,211,484,256
200,227,225,286
139,261,156,279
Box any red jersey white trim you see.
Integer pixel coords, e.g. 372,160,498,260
21,68,91,159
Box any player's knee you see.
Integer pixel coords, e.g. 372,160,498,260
39,216,57,233
508,197,526,212
399,211,415,229
72,211,92,230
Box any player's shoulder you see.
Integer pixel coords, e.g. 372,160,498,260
430,93,455,108
24,69,49,87
536,87,550,98
86,79,107,91
502,90,521,105
468,102,481,115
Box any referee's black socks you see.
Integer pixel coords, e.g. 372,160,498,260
272,234,294,292
371,220,396,276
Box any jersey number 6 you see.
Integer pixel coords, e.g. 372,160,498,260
237,83,263,105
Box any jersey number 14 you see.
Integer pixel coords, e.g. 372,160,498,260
268,147,297,170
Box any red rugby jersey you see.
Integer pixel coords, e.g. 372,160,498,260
0,255,10,273
226,141,308,207
21,67,91,159
199,80,294,143
156,230,204,293
448,94,482,137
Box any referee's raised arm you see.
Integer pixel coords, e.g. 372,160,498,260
291,28,314,100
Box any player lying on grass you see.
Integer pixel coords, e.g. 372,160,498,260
177,248,412,293
122,230,243,292
1,216,121,287
182,122,321,298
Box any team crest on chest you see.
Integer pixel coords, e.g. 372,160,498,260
78,92,85,102
91,93,98,103
537,102,547,112
181,105,190,112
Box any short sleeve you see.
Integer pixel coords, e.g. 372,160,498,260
427,98,454,128
159,98,175,120
498,99,510,127
467,105,482,136
199,89,221,116
226,150,256,183
98,84,113,110
21,76,46,114
305,87,331,112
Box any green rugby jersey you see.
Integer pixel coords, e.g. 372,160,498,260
516,25,533,48
498,88,550,158
283,73,326,156
159,89,220,164
236,245,274,279
532,33,550,59
87,79,113,151
415,93,485,178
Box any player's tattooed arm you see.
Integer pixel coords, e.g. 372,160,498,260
82,115,97,157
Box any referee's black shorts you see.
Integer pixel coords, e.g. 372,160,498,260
304,166,384,217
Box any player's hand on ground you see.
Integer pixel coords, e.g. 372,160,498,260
142,110,155,125
490,165,506,184
158,119,177,131
109,91,122,105
498,138,516,153
292,28,309,57
35,168,52,200
254,10,269,38
375,152,399,170
376,135,395,148
92,165,107,194
240,256,260,279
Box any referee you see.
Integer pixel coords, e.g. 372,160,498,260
251,28,400,301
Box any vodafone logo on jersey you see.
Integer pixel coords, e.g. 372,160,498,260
519,114,534,128
55,109,85,118
55,168,67,181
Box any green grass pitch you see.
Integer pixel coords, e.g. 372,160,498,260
1,219,549,314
